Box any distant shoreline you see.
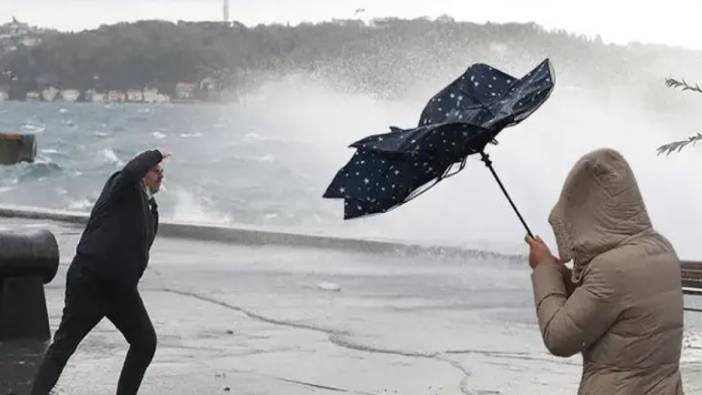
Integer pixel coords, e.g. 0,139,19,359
0,99,218,105
4,18,702,103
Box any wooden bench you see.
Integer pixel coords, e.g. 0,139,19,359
681,261,702,296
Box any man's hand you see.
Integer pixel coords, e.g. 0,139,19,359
158,149,171,159
525,234,560,270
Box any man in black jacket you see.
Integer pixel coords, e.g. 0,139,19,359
31,149,169,395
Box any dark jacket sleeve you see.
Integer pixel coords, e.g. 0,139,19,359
85,150,163,230
111,150,163,192
122,150,163,183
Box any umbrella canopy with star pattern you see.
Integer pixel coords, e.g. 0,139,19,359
324,59,555,236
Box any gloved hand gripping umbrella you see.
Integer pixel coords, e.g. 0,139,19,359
324,59,555,237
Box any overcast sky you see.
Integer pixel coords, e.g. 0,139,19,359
3,0,701,50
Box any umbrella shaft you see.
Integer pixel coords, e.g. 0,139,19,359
480,152,534,238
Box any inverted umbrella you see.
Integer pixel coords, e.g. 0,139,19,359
323,59,555,237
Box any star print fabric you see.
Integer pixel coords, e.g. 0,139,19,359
324,59,554,219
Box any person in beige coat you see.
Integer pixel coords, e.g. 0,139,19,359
525,148,684,394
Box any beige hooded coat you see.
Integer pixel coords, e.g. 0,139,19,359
531,148,684,394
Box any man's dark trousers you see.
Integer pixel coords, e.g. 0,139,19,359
30,260,156,395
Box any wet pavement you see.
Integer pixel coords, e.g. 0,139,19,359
2,218,702,395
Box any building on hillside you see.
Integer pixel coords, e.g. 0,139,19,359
91,92,105,103
0,17,46,54
143,88,159,103
107,90,126,103
155,93,171,103
127,89,144,102
175,82,196,100
20,37,41,47
41,86,59,102
60,89,80,102
199,77,217,92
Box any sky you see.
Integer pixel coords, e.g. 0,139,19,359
2,0,702,50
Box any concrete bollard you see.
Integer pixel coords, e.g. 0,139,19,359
0,229,59,341
0,133,37,165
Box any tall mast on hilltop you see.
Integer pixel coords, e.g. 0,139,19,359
223,0,229,22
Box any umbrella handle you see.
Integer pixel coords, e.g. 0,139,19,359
480,151,534,238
